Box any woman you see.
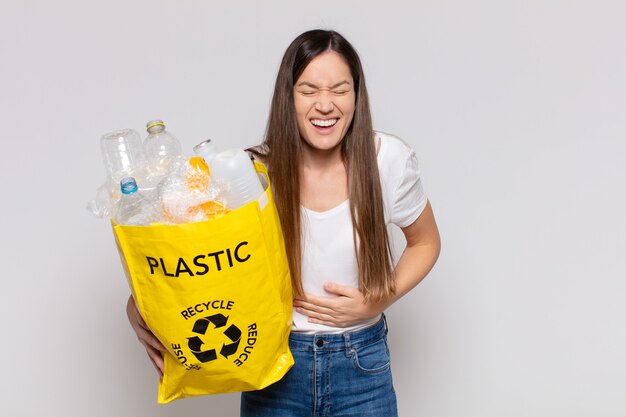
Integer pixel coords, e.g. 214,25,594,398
127,29,440,416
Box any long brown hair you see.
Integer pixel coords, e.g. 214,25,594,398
252,29,394,301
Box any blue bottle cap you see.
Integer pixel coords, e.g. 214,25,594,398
120,177,138,194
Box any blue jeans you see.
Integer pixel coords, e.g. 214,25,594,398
240,316,398,417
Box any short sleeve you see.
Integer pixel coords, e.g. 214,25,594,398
389,147,428,228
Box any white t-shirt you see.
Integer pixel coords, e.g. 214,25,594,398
293,131,428,333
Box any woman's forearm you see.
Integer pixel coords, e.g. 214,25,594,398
388,201,441,306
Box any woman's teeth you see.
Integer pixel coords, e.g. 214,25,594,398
311,119,338,127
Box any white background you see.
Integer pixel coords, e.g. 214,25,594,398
1,1,625,416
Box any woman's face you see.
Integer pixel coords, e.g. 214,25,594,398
293,50,356,156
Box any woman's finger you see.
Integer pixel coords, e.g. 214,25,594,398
144,344,164,377
136,325,167,352
294,297,338,313
127,296,167,352
295,304,337,320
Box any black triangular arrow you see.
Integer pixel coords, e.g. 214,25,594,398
187,336,204,352
192,318,210,335
220,324,242,358
192,348,217,363
220,339,241,358
223,324,241,342
207,313,228,328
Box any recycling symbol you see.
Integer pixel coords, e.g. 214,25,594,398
187,313,242,363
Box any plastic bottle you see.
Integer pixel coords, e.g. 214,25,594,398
115,177,156,225
141,120,182,185
100,128,142,182
209,148,265,209
193,139,219,170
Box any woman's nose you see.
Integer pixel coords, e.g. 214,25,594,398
314,92,334,113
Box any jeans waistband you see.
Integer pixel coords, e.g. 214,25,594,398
288,315,388,353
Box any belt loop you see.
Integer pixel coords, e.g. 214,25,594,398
343,331,352,355
382,313,389,335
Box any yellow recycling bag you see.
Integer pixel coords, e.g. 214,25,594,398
113,162,294,403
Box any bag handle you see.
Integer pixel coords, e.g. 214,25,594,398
253,161,270,210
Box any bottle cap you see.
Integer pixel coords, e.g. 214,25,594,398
146,120,165,133
120,177,138,194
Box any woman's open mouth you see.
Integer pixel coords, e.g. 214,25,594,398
310,118,338,130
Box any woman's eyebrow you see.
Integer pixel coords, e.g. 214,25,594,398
295,80,351,88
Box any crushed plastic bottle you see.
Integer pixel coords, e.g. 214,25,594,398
86,179,117,219
159,158,229,224
115,177,159,225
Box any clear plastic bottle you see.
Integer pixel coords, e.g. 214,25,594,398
115,177,155,225
87,128,144,219
100,128,143,182
193,139,219,169
141,120,182,184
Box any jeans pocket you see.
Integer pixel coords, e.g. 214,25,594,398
350,338,391,375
